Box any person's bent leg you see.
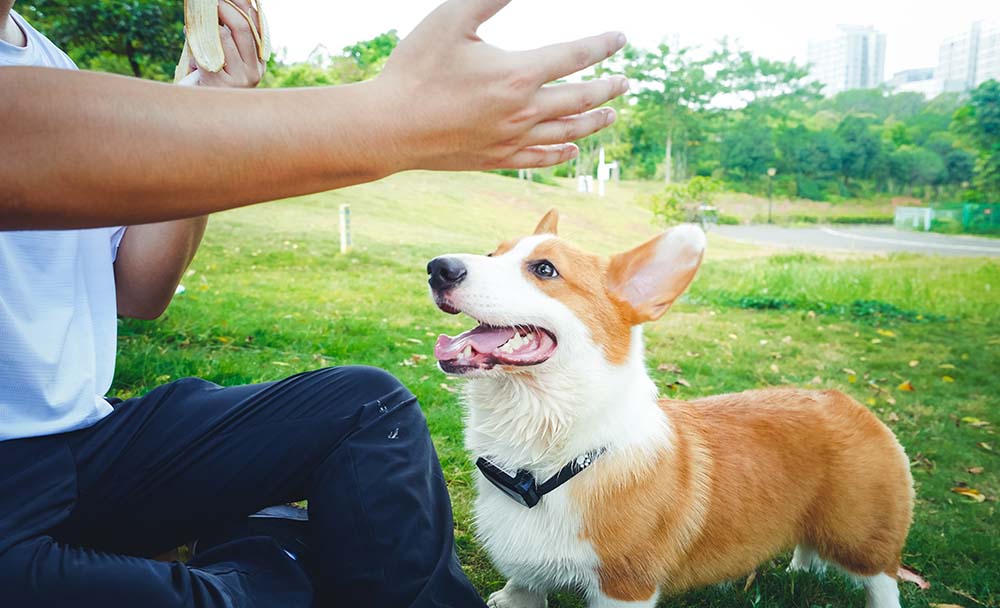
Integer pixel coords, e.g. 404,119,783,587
302,366,482,607
49,366,484,608
0,430,311,608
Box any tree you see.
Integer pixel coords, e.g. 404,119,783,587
617,44,717,184
261,31,399,89
720,120,775,179
835,116,885,187
20,0,183,80
953,80,1000,200
342,30,399,80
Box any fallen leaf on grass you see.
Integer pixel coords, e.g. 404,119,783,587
743,570,756,592
809,376,823,385
898,380,915,392
770,363,780,373
898,565,930,589
950,487,987,502
871,338,883,344
887,412,900,422
961,417,990,428
439,383,455,393
411,354,428,363
406,338,423,345
967,466,984,474
271,361,290,367
908,360,919,367
876,329,896,337
942,375,955,383
978,442,993,452
781,336,792,344
939,363,957,369
866,398,877,406
657,363,683,374
665,378,692,389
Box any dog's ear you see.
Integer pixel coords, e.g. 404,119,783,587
533,208,559,235
607,224,706,324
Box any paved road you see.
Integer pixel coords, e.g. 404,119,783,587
713,225,1000,257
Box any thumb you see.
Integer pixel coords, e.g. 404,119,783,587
440,0,512,31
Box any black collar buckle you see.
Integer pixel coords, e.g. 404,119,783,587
475,448,606,509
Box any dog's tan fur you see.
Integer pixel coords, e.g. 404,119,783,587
573,389,912,601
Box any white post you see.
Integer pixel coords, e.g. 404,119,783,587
339,204,352,254
597,146,608,197
924,208,932,231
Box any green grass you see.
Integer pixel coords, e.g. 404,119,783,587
114,171,999,607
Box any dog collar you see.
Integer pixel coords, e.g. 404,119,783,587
475,448,607,508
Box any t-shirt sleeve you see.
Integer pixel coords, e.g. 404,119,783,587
109,227,127,262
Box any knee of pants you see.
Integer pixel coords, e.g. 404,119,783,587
301,365,424,428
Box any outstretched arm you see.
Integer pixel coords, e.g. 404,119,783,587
1,0,628,230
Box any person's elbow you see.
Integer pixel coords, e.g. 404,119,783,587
117,292,173,321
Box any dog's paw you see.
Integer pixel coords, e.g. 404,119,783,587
487,582,548,608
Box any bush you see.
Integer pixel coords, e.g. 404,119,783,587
829,216,894,225
649,177,723,226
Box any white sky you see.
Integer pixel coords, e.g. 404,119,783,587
268,0,998,77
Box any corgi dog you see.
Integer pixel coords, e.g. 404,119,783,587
426,210,914,608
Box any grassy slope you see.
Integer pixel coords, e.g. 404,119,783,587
115,171,999,607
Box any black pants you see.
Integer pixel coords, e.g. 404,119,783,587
0,366,486,608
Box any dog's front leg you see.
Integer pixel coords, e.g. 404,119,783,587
487,580,548,608
588,588,660,608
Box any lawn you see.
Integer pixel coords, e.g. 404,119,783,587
115,171,999,607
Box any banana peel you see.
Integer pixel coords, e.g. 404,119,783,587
174,0,271,84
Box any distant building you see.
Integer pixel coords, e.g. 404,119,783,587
807,25,887,96
937,20,1000,93
887,68,942,98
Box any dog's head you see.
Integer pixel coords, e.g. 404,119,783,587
428,209,705,378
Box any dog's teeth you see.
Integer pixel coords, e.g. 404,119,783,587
525,333,535,343
462,345,473,359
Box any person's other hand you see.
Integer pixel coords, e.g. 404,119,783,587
183,0,267,88
377,0,629,171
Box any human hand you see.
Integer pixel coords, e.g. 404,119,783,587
376,0,629,171
180,0,267,88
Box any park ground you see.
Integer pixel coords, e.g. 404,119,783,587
115,172,999,607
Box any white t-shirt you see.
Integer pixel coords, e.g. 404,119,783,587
0,11,126,441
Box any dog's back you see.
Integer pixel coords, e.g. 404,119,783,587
575,388,913,598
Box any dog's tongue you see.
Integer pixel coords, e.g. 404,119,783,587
434,325,516,360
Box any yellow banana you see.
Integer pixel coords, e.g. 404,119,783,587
175,0,272,84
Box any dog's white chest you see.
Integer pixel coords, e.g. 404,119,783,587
474,475,600,593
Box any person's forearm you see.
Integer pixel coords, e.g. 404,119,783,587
1,67,401,230
114,217,208,319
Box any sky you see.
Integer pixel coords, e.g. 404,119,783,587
268,0,998,78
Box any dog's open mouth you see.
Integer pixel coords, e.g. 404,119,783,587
434,324,557,374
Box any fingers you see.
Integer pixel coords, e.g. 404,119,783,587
218,25,241,74
218,0,259,67
522,31,626,84
535,76,628,120
503,144,579,169
524,108,616,146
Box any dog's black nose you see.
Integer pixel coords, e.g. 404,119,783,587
427,257,468,291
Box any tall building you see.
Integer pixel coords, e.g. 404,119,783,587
888,68,942,98
937,20,1000,93
807,25,887,96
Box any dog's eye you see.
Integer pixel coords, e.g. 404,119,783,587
531,260,559,279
